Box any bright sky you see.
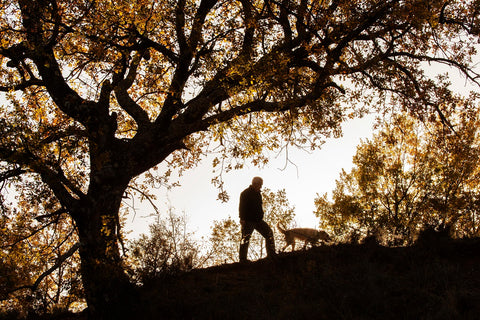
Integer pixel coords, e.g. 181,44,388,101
125,113,377,241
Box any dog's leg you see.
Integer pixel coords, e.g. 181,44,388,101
302,241,308,250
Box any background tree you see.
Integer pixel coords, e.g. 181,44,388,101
315,98,480,245
126,207,204,284
0,0,479,315
420,97,480,237
209,188,296,264
209,216,241,265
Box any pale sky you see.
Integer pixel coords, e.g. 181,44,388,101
124,113,377,241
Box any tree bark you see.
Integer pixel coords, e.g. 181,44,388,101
73,180,136,319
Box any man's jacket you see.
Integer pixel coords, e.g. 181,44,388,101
239,185,264,222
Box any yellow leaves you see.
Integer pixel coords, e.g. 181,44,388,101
323,106,480,243
0,198,80,313
212,156,220,168
100,215,113,237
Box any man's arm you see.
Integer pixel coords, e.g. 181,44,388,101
239,190,246,220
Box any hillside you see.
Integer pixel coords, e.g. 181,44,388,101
134,235,480,320
20,233,480,320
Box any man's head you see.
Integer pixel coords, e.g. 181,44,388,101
251,176,263,192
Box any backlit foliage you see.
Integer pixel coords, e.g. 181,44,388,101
126,208,203,284
315,98,480,245
0,186,82,316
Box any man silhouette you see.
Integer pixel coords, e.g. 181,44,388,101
239,176,276,262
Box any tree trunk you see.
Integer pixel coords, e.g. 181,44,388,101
74,181,136,319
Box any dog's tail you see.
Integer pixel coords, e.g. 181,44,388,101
276,222,287,234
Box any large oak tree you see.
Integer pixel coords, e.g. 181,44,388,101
1,0,479,316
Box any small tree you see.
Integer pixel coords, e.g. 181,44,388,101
127,208,201,284
209,216,241,265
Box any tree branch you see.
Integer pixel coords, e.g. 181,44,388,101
17,0,107,131
40,126,88,144
139,36,179,63
0,167,27,182
113,51,151,127
0,145,83,210
332,0,400,60
240,0,256,56
2,210,64,249
0,44,44,90
439,0,480,35
35,207,68,222
0,79,43,91
390,52,480,86
195,80,344,132
156,0,220,128
8,242,80,294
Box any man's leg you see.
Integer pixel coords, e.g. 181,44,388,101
255,220,276,257
239,221,254,262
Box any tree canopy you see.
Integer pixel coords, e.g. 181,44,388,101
315,102,480,245
1,0,479,316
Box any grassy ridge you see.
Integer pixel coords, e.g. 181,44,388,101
139,236,480,319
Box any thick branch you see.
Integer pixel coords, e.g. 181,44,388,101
175,0,188,54
0,44,43,90
139,36,179,63
156,0,218,127
279,0,293,42
40,125,87,144
194,81,344,132
240,0,256,56
189,0,218,52
9,242,80,294
35,207,68,222
37,164,85,205
17,0,105,130
0,78,43,91
0,146,83,209
0,168,27,182
113,51,151,127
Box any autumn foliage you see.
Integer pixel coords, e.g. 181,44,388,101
315,106,480,245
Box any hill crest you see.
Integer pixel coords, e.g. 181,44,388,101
137,237,480,319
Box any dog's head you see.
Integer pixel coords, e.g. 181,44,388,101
316,230,331,242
